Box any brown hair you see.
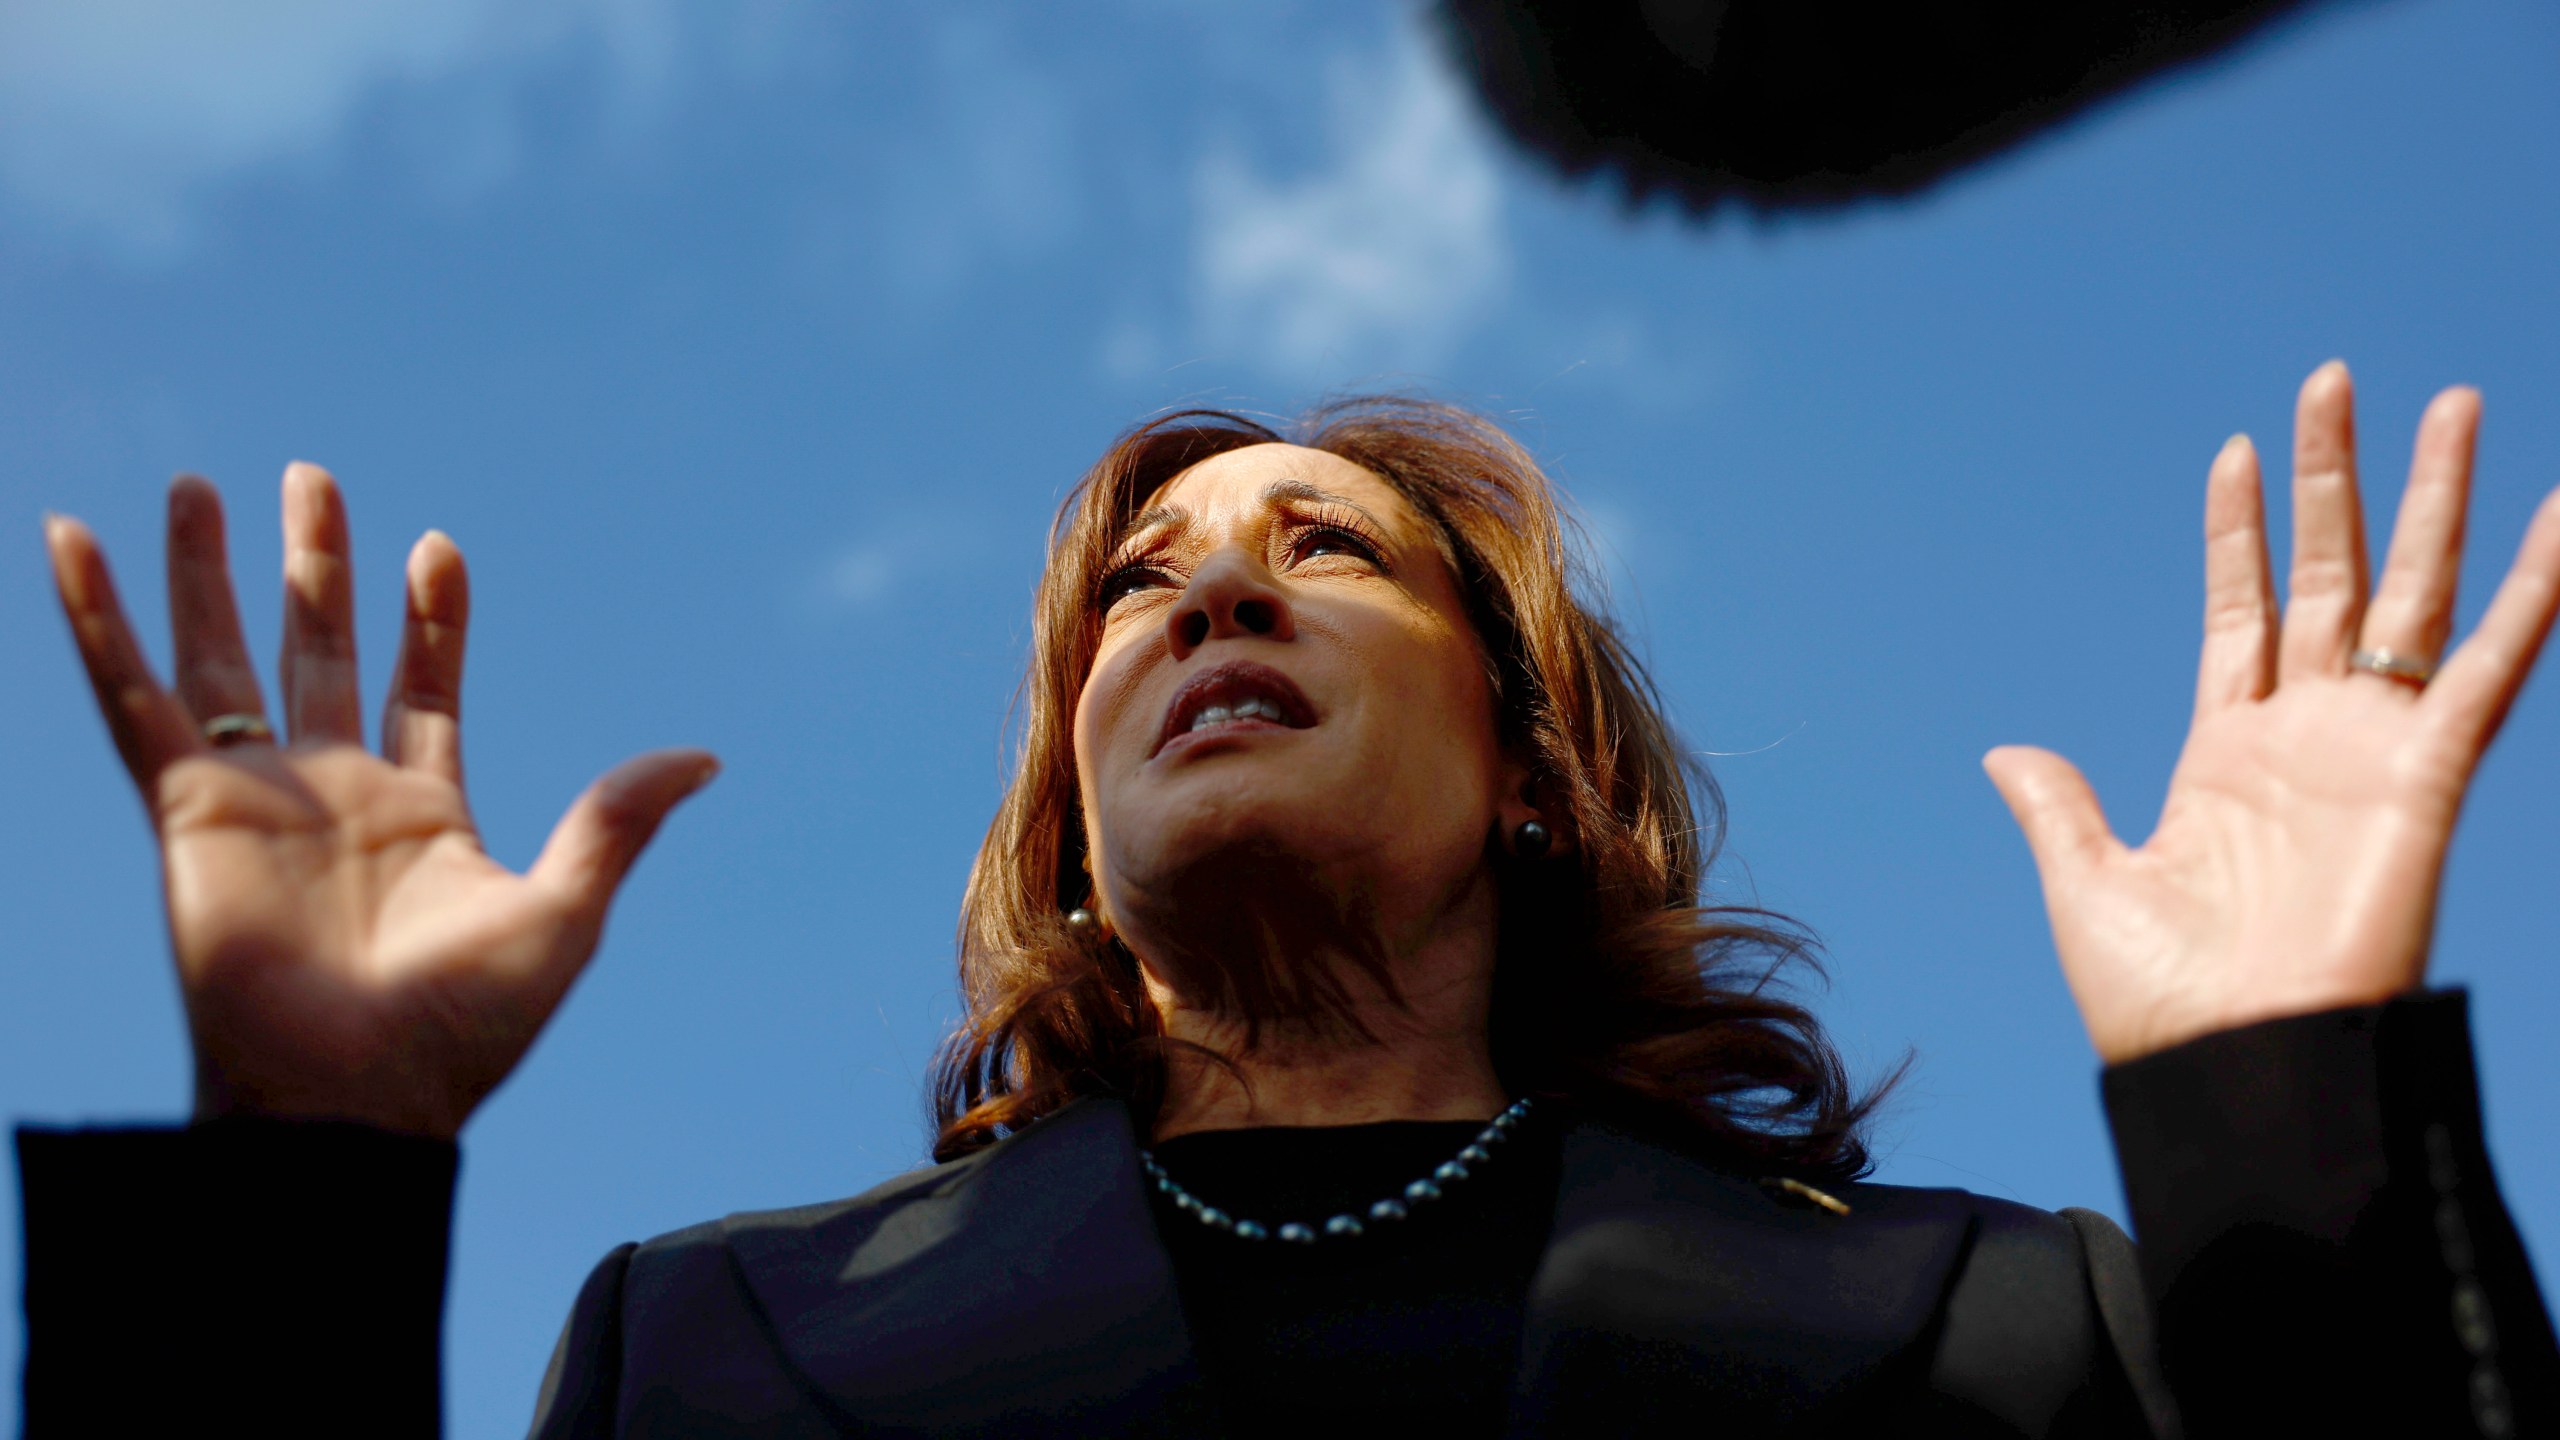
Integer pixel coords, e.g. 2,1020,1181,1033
931,396,1886,1182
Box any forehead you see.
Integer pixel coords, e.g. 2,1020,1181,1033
1142,442,1413,526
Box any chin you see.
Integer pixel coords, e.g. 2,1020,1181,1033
1107,762,1383,914
1105,802,1387,1025
1124,789,1338,880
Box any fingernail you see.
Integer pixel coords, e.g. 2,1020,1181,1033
408,531,460,591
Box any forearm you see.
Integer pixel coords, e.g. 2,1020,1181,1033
17,1118,458,1437
2104,990,2556,1438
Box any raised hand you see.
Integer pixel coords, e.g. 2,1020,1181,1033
1986,363,2560,1063
47,464,717,1137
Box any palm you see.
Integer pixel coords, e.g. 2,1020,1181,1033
158,749,552,1133
1989,366,2560,1062
49,465,714,1136
2057,683,2456,1059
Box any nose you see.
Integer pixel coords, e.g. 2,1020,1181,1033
1165,549,1294,658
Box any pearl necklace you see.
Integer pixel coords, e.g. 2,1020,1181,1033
1140,1097,1536,1244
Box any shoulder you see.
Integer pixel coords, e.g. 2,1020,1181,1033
1526,1124,2158,1434
550,1099,1204,1433
1878,1182,2099,1342
531,1158,1001,1436
1850,1182,2172,1436
620,1128,1009,1278
613,1097,1134,1301
1838,1179,2092,1270
1791,1176,2109,1341
539,1122,1052,1417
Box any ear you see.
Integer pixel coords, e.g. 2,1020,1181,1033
1495,759,1572,859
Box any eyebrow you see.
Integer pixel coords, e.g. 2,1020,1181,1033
1120,502,1189,545
1258,479,1390,536
1112,478,1392,554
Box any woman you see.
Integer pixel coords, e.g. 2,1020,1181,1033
19,363,2560,1437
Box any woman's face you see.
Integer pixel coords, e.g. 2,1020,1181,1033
1073,443,1517,998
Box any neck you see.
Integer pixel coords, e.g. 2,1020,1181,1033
1144,927,1505,1141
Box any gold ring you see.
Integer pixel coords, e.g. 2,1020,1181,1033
202,713,274,746
2349,648,2432,688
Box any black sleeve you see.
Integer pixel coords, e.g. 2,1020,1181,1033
2102,989,2557,1438
15,1119,458,1439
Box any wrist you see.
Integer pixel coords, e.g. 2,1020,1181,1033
193,1066,467,1140
2086,975,2428,1064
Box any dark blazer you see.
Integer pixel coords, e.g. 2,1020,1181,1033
521,1096,2158,1439
17,992,2556,1438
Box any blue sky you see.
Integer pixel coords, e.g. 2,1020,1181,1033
4,0,2557,1432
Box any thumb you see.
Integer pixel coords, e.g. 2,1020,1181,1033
1981,745,2119,881
531,748,721,922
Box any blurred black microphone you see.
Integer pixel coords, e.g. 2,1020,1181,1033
1437,0,2348,213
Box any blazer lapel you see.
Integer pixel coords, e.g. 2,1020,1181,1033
721,1098,1216,1439
1510,1121,1979,1436
715,1102,1975,1437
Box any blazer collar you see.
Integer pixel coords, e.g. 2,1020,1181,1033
722,1099,1977,1437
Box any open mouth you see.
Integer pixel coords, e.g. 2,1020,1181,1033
1154,659,1317,756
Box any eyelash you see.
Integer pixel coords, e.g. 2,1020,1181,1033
1093,508,1391,613
1094,562,1171,611
1284,508,1389,567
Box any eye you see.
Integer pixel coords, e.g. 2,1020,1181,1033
1095,562,1174,613
1288,524,1384,567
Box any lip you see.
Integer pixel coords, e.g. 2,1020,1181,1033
1151,659,1319,758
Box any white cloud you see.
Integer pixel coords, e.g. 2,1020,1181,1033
811,514,950,612
823,542,900,607
1190,18,1511,379
0,0,689,262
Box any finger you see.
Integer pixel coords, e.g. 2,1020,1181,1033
1982,746,2122,880
381,531,470,784
2277,361,2371,681
279,461,363,745
2194,434,2277,715
46,515,204,788
2359,386,2479,668
165,476,268,728
530,749,721,932
2424,485,2560,758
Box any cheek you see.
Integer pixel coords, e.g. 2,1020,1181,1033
1070,683,1111,825
1073,641,1148,809
1357,620,1504,798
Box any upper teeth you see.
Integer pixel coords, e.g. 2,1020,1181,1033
1190,697,1284,731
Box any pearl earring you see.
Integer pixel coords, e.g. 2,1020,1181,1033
1066,907,1101,935
1515,819,1551,860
